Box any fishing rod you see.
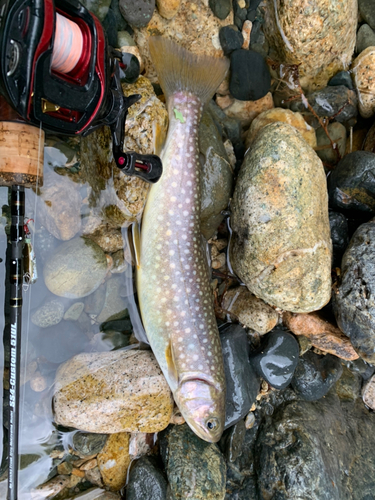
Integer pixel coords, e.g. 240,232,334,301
0,1,163,498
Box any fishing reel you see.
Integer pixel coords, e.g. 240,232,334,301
0,0,162,183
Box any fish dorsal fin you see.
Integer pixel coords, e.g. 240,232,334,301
131,221,141,271
166,339,178,390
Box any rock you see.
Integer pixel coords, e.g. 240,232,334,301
117,31,135,48
245,107,317,150
359,0,375,30
126,456,168,500
72,432,108,457
220,419,246,462
335,366,361,401
244,411,255,430
283,312,359,361
241,19,252,49
119,45,144,73
97,433,131,491
250,330,299,390
328,70,354,90
84,282,107,315
156,0,180,19
96,276,127,324
53,349,173,433
232,0,246,29
29,372,47,392
315,122,346,167
119,0,155,27
35,475,73,498
43,237,108,299
229,49,271,101
128,433,155,458
255,390,375,499
362,374,375,409
80,0,111,21
64,302,85,321
263,0,357,92
329,211,349,267
85,468,104,488
221,287,279,334
352,46,375,118
160,424,226,500
347,128,368,153
220,324,260,428
230,122,332,312
31,299,64,328
216,91,274,127
333,220,375,363
110,250,127,274
199,112,233,239
209,0,231,20
291,351,343,401
219,25,243,55
329,151,375,216
207,100,243,153
346,357,375,380
363,120,375,153
356,24,375,54
290,85,358,124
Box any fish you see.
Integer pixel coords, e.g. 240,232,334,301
136,37,229,443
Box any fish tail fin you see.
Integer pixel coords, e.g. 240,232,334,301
149,36,229,106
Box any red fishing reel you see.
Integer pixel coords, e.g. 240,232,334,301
0,0,162,183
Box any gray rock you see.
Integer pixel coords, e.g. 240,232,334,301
119,0,155,27
356,23,375,54
328,70,354,90
359,0,375,30
80,0,111,21
333,220,375,363
329,211,349,268
72,432,108,456
84,282,107,315
160,424,226,500
96,276,127,324
315,122,346,166
199,111,233,239
43,237,108,299
31,299,64,328
63,302,84,321
209,0,231,20
335,366,362,401
219,419,246,463
126,456,167,500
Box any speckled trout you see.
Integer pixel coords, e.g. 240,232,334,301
137,37,229,442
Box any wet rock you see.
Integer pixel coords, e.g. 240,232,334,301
85,468,104,488
291,351,343,401
31,299,64,328
117,30,135,47
229,49,271,101
97,433,131,491
329,151,375,216
352,46,375,118
244,411,255,430
160,424,226,500
359,0,375,30
315,122,346,167
126,456,168,500
241,19,252,50
96,276,127,324
53,350,173,433
219,25,243,55
291,85,358,124
328,70,354,90
73,432,108,457
346,357,375,380
80,0,111,21
64,302,85,321
335,366,361,401
128,432,155,458
232,0,246,29
250,330,299,390
216,91,273,127
209,0,231,20
221,287,279,334
329,211,349,267
230,122,332,312
35,474,73,498
333,220,375,363
43,237,108,299
110,250,127,274
156,0,180,19
356,24,375,54
119,0,155,27
220,324,260,428
255,391,375,500
245,107,317,150
263,0,357,92
199,111,233,239
207,100,243,154
220,419,246,463
84,282,107,316
284,312,359,361
85,225,123,254
362,374,375,409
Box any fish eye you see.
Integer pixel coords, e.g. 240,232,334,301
206,418,219,431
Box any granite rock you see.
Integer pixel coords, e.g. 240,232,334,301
97,432,131,491
216,91,274,127
31,299,65,328
352,46,375,118
230,122,332,312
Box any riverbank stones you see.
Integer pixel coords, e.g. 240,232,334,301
119,0,155,27
230,122,332,312
352,46,375,118
229,49,271,101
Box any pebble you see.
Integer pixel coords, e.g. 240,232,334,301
241,20,252,49
126,456,168,500
220,324,260,428
119,0,155,27
335,366,362,401
328,70,354,90
328,151,375,216
160,424,227,500
117,31,135,48
245,107,317,150
362,374,375,409
29,372,47,392
230,122,332,312
43,237,108,299
221,287,279,334
333,220,375,363
97,433,131,491
73,432,108,457
220,419,246,462
283,312,359,361
357,24,375,54
85,468,104,488
263,0,357,92
315,122,346,167
291,351,343,401
209,0,231,20
216,91,274,127
35,475,73,498
329,211,350,267
128,432,155,458
250,330,299,390
31,299,64,328
53,350,173,433
63,302,85,321
156,0,180,19
229,49,271,101
219,25,244,55
359,0,375,30
244,411,255,430
96,276,127,324
352,46,375,118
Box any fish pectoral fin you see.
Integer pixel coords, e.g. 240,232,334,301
166,339,179,389
131,221,142,271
